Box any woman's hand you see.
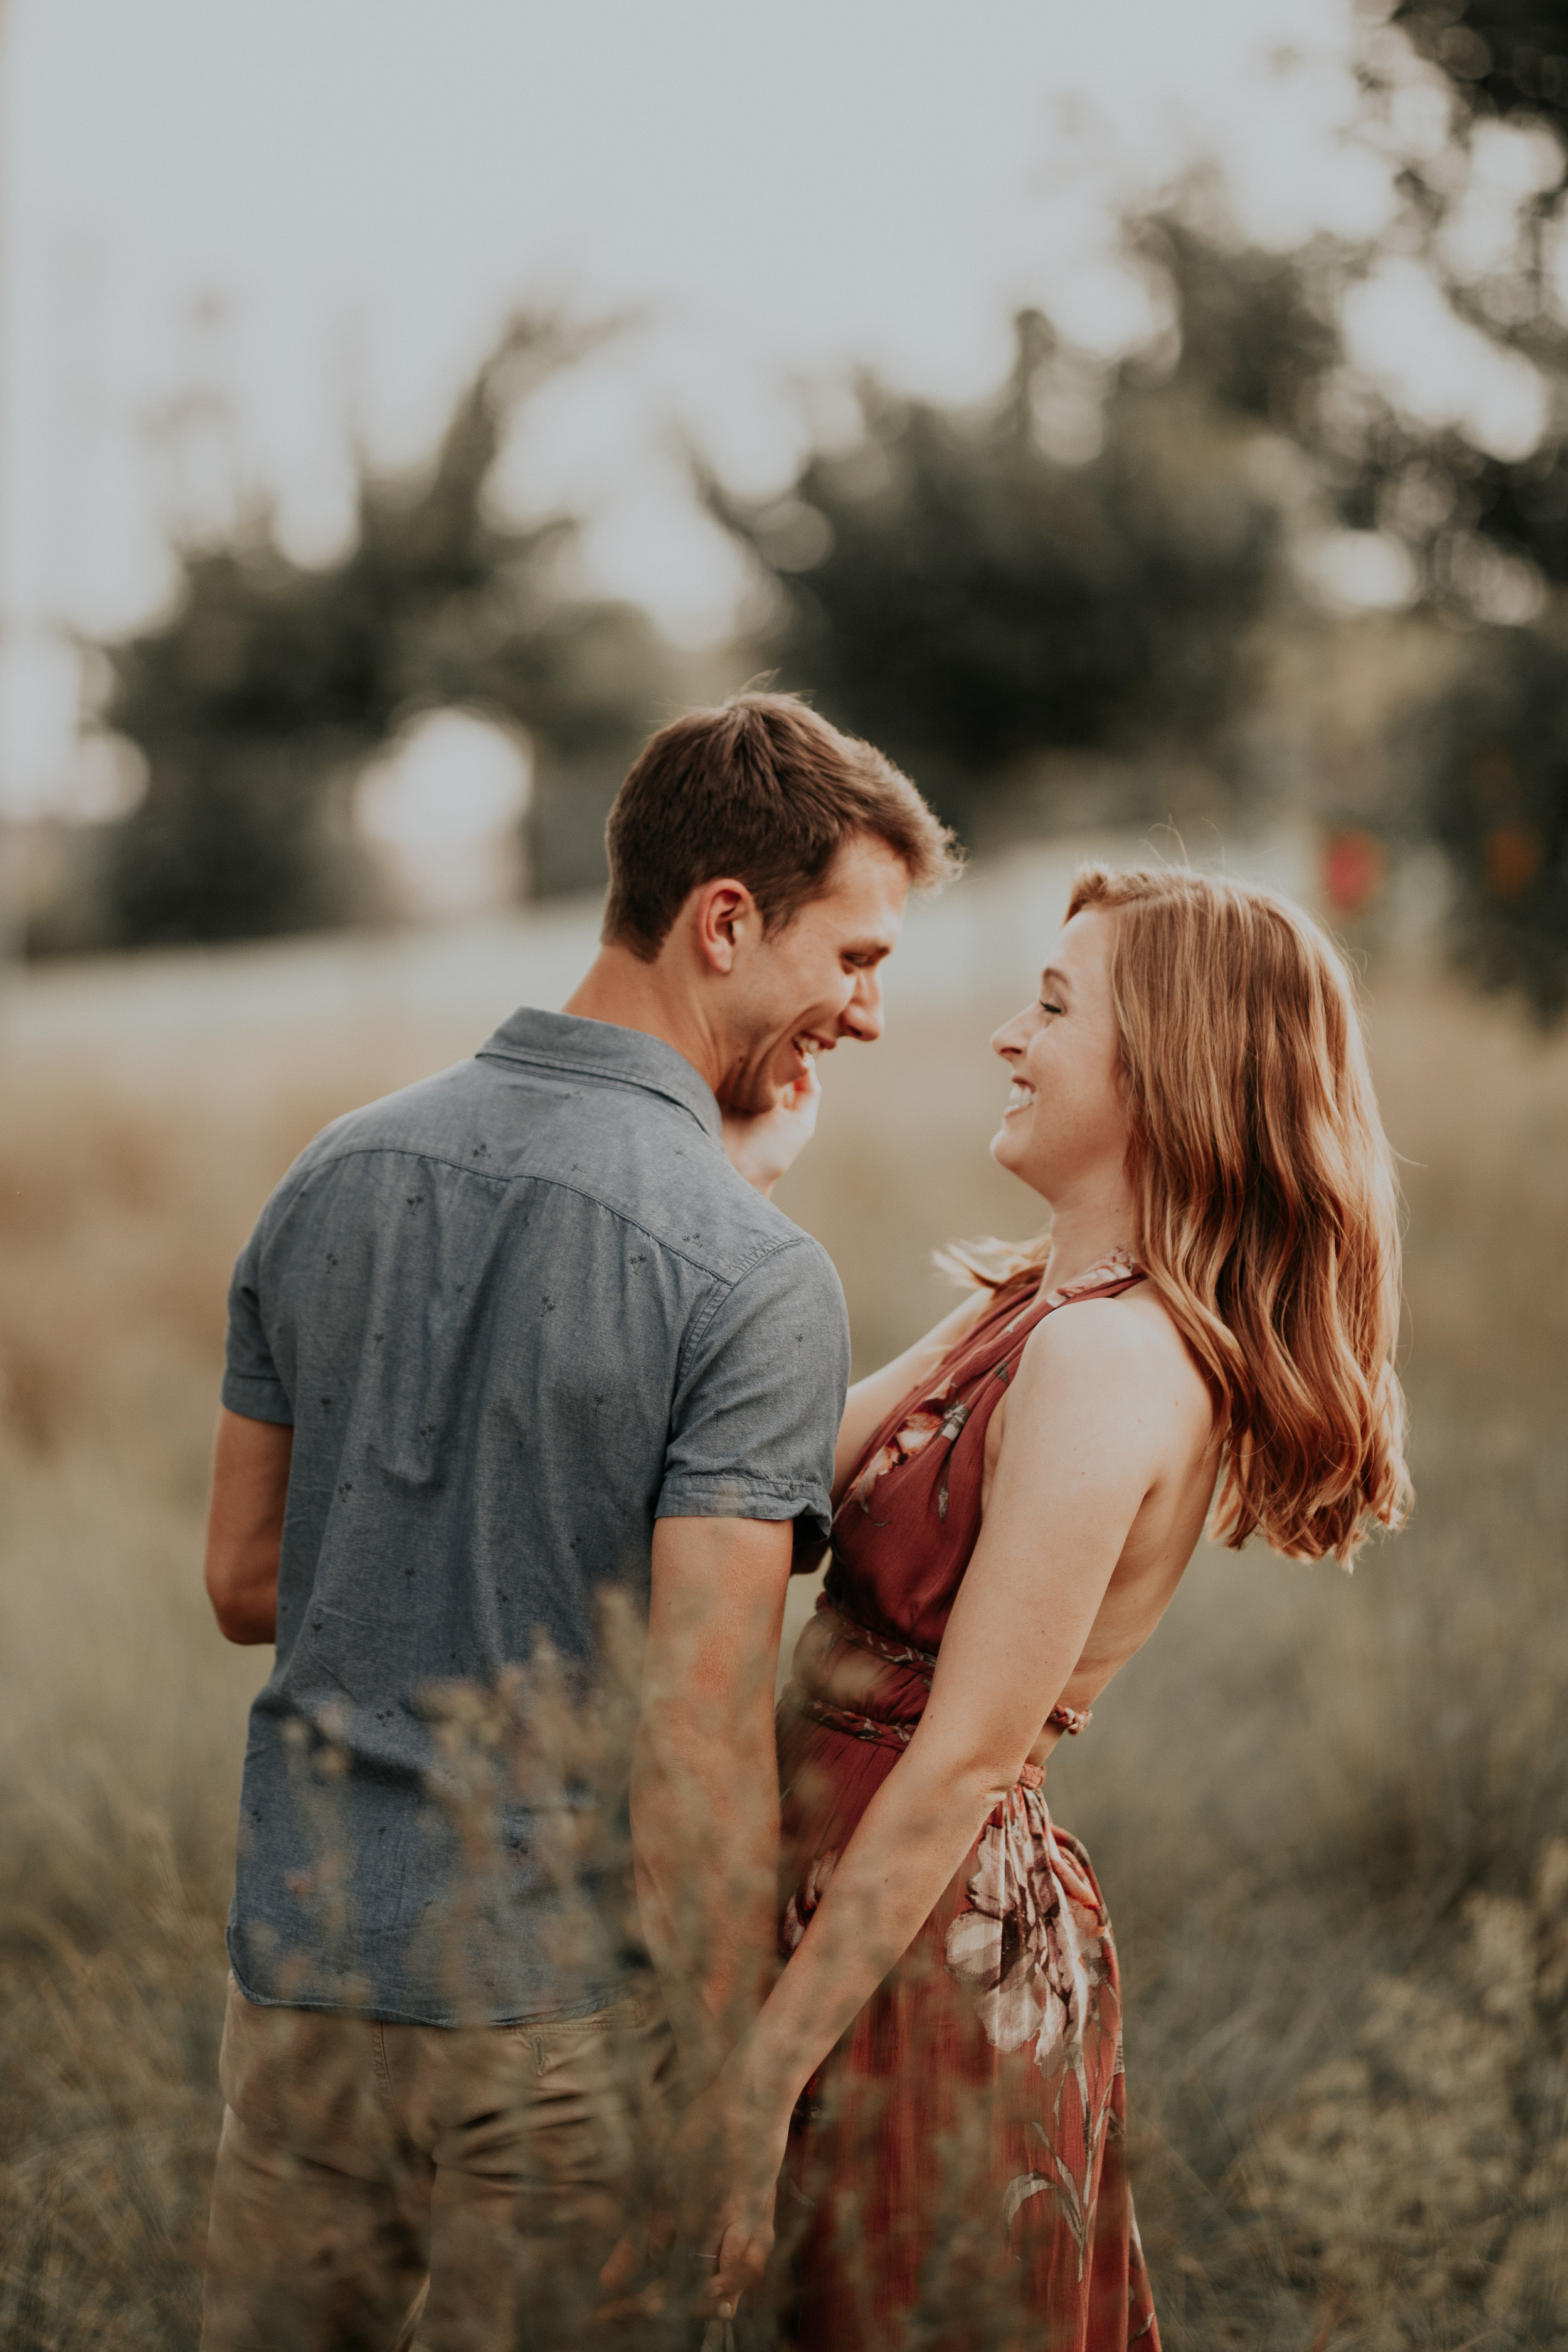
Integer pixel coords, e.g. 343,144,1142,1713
721,1062,822,1197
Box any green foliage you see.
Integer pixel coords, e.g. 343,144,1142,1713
1391,0,1568,154
704,227,1324,835
1340,6,1568,599
1404,625,1568,1018
1335,8,1568,1015
87,317,667,948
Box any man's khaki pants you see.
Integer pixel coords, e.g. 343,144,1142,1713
200,1974,674,2352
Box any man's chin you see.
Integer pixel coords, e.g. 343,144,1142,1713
723,1071,790,1119
761,1052,818,1110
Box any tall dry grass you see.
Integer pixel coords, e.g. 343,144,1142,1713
1,951,1565,2346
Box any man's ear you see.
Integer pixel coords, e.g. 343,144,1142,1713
691,877,761,977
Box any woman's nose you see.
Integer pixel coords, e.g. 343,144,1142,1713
991,1001,1036,1058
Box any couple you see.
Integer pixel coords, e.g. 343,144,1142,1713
199,693,1409,2350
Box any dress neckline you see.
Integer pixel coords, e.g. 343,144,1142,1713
839,1245,1147,1522
1000,1243,1144,1333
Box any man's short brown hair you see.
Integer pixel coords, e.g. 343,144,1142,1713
601,693,960,960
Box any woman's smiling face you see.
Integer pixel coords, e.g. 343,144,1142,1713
989,908,1130,1201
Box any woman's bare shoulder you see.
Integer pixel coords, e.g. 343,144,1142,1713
1019,1281,1212,1421
1118,1280,1219,1414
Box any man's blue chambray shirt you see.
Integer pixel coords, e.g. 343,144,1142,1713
221,1008,849,2026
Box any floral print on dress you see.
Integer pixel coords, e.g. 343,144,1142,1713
945,1784,1110,2090
844,1390,960,1515
945,1781,1120,2277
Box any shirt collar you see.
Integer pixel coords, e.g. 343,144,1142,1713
475,1007,724,1142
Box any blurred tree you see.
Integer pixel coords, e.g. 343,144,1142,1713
702,226,1333,840
1345,3,1568,600
78,316,665,948
1391,1,1568,149
1343,4,1568,1012
1409,624,1568,1015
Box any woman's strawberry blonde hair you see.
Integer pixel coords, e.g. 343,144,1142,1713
956,864,1411,1566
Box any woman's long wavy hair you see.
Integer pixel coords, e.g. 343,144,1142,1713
953,864,1411,1565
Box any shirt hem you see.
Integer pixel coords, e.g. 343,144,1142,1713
655,1480,832,1535
226,1934,640,2030
219,1375,294,1426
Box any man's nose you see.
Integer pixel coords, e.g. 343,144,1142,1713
842,968,886,1043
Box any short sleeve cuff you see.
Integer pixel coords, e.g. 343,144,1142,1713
654,1471,832,1542
220,1369,295,1426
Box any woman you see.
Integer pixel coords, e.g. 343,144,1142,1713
690,864,1411,2347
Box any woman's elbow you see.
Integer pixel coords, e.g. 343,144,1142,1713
902,1739,1021,1824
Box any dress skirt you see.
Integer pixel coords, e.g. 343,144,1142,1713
775,1702,1158,2351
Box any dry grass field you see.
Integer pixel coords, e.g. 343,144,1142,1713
2,921,1566,2348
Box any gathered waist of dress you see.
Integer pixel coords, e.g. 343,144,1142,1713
783,1594,1091,1777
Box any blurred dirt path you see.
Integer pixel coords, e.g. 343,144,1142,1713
0,831,1313,1064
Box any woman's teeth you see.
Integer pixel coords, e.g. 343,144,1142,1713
1005,1081,1035,1113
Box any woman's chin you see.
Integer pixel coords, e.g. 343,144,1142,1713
992,1125,1050,1197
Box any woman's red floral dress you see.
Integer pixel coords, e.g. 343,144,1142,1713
774,1251,1160,2349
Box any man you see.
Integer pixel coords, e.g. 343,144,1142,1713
199,691,958,2349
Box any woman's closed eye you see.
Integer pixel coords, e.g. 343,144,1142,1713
1039,999,1064,1015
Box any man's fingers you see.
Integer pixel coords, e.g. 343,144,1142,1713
593,2282,669,2324
598,2198,679,2305
792,1064,823,1118
598,2230,644,2294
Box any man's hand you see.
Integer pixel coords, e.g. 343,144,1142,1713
663,2057,788,2318
204,1406,292,1643
720,1062,821,1197
599,2056,787,2325
630,1517,793,2082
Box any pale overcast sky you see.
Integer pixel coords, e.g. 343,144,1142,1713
0,0,1540,812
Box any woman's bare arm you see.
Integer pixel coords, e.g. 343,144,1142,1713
831,1284,995,1498
684,1300,1181,2302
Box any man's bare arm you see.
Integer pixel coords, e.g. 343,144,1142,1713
630,1515,793,2084
204,1406,292,1645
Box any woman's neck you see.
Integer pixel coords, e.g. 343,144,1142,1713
1037,1185,1138,1296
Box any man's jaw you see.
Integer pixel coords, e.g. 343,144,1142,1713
783,1031,832,1088
719,1032,833,1116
